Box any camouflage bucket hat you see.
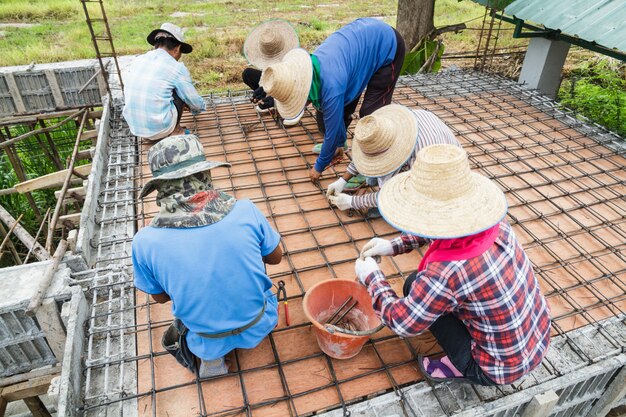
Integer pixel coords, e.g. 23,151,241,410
140,134,230,199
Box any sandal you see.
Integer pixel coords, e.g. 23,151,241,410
417,355,470,383
343,174,366,192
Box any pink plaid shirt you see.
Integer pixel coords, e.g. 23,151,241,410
363,221,551,384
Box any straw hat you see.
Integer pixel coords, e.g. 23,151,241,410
378,144,507,239
147,23,193,54
140,134,230,198
352,104,418,177
260,48,312,122
243,19,299,69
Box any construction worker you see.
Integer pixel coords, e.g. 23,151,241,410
355,144,551,385
260,18,406,181
327,104,460,215
132,134,283,378
123,23,205,141
241,19,299,113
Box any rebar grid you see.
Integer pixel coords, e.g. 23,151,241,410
80,70,626,417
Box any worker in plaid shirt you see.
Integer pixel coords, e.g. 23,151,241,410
355,144,551,385
123,23,206,141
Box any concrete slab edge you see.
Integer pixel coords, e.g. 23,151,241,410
76,95,111,266
317,316,626,417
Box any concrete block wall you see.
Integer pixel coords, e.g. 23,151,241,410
0,58,108,118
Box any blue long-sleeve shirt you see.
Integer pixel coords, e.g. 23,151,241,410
312,18,397,173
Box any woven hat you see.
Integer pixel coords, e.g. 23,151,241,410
243,19,299,69
260,48,312,122
378,144,507,239
140,134,230,198
148,23,193,54
352,104,418,177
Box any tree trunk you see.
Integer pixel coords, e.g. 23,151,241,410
396,0,436,51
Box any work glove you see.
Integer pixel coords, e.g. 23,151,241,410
360,237,394,259
251,86,266,102
328,192,352,211
326,177,347,197
355,256,380,285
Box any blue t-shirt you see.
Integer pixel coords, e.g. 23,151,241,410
312,18,397,172
131,199,281,360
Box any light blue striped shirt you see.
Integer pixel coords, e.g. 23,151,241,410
122,49,206,137
347,109,461,209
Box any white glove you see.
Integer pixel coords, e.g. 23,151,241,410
355,257,380,285
328,192,352,211
360,237,394,259
326,177,347,197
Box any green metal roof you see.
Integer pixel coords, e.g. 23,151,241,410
504,0,626,53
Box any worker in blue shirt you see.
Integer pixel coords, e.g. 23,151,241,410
132,134,283,377
260,18,405,181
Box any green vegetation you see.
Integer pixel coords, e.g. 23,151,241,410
0,1,623,138
0,121,88,265
559,59,626,136
0,0,517,91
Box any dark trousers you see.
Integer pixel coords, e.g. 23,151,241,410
242,68,262,90
316,28,406,134
172,90,184,125
403,272,497,386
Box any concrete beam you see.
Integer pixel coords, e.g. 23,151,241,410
3,73,26,114
518,38,570,99
43,70,64,109
586,366,626,417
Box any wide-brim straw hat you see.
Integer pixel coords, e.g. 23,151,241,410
147,23,193,54
140,134,230,198
243,19,299,70
378,144,508,239
352,104,418,177
260,48,312,122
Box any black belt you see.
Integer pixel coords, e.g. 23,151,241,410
196,300,267,339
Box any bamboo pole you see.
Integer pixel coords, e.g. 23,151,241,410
45,110,88,252
25,239,67,316
0,214,24,264
24,208,51,264
0,204,50,262
0,109,85,150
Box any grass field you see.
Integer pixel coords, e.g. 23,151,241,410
0,0,528,91
0,0,623,134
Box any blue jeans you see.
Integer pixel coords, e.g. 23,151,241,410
403,272,498,386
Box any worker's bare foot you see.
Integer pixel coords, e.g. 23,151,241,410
172,125,187,135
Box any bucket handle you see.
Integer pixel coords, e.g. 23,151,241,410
324,323,385,336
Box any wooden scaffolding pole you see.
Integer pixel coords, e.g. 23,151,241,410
0,109,85,150
0,128,43,221
0,216,23,265
33,120,64,171
24,208,51,264
0,204,49,262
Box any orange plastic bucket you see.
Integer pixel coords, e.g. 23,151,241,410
303,279,382,359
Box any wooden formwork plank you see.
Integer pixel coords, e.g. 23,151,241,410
1,375,55,402
14,164,91,194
